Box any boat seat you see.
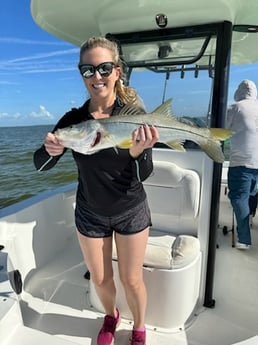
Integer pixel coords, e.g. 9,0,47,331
112,160,201,269
112,231,200,270
144,160,200,234
90,160,202,330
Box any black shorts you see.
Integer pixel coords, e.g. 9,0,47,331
75,199,152,238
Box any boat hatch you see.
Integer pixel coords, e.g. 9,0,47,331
120,36,215,68
106,24,220,93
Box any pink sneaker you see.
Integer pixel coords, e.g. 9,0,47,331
131,329,146,345
97,308,120,345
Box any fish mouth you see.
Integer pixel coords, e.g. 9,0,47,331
91,131,101,147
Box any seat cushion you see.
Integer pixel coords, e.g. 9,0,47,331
112,232,200,270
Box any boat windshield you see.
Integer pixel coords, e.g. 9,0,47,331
130,64,214,128
121,36,216,67
115,31,217,129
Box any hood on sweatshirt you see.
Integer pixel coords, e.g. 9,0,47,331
234,79,258,102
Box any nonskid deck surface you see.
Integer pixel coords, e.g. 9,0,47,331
18,198,258,345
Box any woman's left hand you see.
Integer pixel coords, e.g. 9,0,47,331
129,124,159,158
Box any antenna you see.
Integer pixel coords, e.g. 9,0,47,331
162,71,170,103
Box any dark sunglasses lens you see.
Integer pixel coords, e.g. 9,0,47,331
80,65,94,78
97,63,114,77
79,62,115,78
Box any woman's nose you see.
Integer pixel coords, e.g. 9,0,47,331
94,70,102,79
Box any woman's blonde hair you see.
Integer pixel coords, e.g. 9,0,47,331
79,37,138,105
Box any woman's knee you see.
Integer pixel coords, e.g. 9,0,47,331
91,271,114,288
120,273,144,291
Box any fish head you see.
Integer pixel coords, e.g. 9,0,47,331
54,120,106,154
54,119,131,155
84,123,117,154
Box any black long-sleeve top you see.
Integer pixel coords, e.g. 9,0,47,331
33,98,154,216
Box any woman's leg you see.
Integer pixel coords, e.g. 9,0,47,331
77,231,117,317
115,228,149,329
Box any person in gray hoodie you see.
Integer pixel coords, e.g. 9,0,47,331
227,79,258,249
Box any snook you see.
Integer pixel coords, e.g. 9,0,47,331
54,99,233,163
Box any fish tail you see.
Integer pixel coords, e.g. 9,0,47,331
209,128,234,141
199,139,225,163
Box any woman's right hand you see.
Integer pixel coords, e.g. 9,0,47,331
44,132,65,156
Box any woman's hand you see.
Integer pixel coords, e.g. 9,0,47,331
129,124,159,158
44,132,65,156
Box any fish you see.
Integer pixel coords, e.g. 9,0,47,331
54,99,233,163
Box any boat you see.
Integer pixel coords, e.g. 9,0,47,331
1,1,258,344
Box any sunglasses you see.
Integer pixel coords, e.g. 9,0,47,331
78,62,116,79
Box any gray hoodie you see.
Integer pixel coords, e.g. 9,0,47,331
227,79,258,168
234,79,258,102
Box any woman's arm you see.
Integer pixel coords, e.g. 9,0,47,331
33,146,60,171
131,148,153,182
33,132,66,171
33,109,77,171
130,124,159,181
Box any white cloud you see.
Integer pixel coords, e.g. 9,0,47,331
29,105,54,119
0,111,22,120
0,80,20,85
7,48,79,64
24,66,76,74
0,46,79,75
0,37,71,46
0,106,54,126
0,112,10,119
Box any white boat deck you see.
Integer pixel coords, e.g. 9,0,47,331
1,155,258,345
4,194,258,345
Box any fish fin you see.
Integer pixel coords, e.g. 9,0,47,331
117,105,144,116
117,98,174,118
209,128,234,141
151,98,173,117
165,140,185,151
117,138,133,149
103,134,121,152
198,140,225,163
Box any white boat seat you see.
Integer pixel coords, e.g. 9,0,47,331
143,160,200,234
145,160,200,217
112,232,200,270
90,160,202,330
112,161,201,269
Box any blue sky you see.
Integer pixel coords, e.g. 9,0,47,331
0,0,83,127
1,0,258,127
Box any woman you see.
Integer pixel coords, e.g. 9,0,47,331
33,37,159,345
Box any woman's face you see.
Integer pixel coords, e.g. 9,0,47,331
80,46,121,100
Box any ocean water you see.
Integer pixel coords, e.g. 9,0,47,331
0,125,77,209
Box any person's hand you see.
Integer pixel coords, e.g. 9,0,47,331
129,124,159,158
44,132,65,156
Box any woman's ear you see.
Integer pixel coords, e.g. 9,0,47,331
115,67,122,80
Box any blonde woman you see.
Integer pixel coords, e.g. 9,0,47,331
34,37,159,345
